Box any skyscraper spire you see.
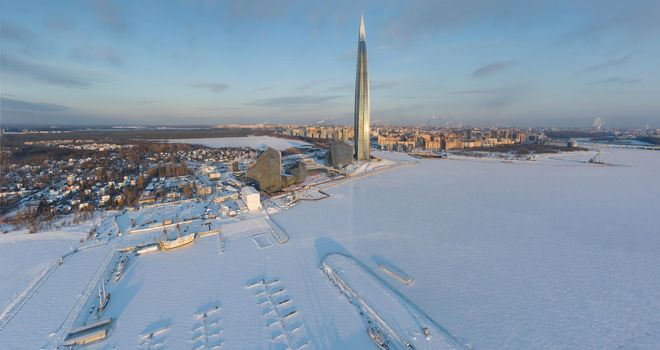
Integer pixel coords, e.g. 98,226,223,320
359,14,366,41
354,14,371,161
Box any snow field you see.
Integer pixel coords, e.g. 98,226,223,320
169,136,309,151
1,147,658,349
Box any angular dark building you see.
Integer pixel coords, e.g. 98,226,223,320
354,15,371,161
330,141,354,169
246,147,282,193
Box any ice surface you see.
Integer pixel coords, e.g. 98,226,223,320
168,136,309,150
0,232,80,314
275,149,660,349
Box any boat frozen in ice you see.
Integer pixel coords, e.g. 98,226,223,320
114,256,129,281
159,234,195,250
320,253,465,350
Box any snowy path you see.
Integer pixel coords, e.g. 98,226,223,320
0,260,59,332
47,238,119,349
0,241,88,332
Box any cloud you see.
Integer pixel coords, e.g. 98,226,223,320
255,85,276,91
558,2,660,44
471,60,517,78
447,87,520,95
246,95,341,108
371,80,401,90
587,77,641,85
382,1,553,47
581,55,629,73
383,1,660,48
68,46,123,66
91,0,128,34
447,86,528,110
0,96,113,125
327,80,400,92
295,79,327,91
1,54,97,88
225,0,296,21
1,96,70,113
0,21,47,57
0,21,36,43
190,83,229,93
327,83,353,92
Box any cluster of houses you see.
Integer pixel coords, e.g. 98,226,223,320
3,139,314,229
137,176,212,205
2,155,141,216
160,147,256,163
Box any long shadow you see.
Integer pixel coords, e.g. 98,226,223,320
370,255,413,285
313,238,362,348
313,237,352,266
106,259,143,320
141,317,173,335
194,300,221,315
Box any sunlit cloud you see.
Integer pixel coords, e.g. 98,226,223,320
247,95,341,108
190,83,230,93
1,54,98,88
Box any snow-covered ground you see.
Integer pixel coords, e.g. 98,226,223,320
0,215,108,316
273,148,660,349
168,136,309,150
1,147,659,349
0,230,82,314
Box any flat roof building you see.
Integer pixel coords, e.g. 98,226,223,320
241,186,262,211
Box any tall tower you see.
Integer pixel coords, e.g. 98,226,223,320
354,15,371,161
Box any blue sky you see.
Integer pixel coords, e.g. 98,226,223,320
1,0,659,127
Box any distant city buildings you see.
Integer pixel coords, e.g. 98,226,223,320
278,125,538,152
375,127,532,152
280,125,353,141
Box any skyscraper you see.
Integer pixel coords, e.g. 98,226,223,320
354,15,371,161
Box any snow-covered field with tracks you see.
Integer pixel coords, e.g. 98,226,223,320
1,147,659,349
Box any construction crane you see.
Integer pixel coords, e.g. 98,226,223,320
587,150,605,165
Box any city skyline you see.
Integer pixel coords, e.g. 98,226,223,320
2,0,660,128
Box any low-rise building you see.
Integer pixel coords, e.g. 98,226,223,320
241,186,261,211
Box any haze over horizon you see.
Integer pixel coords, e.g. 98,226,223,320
1,0,659,128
